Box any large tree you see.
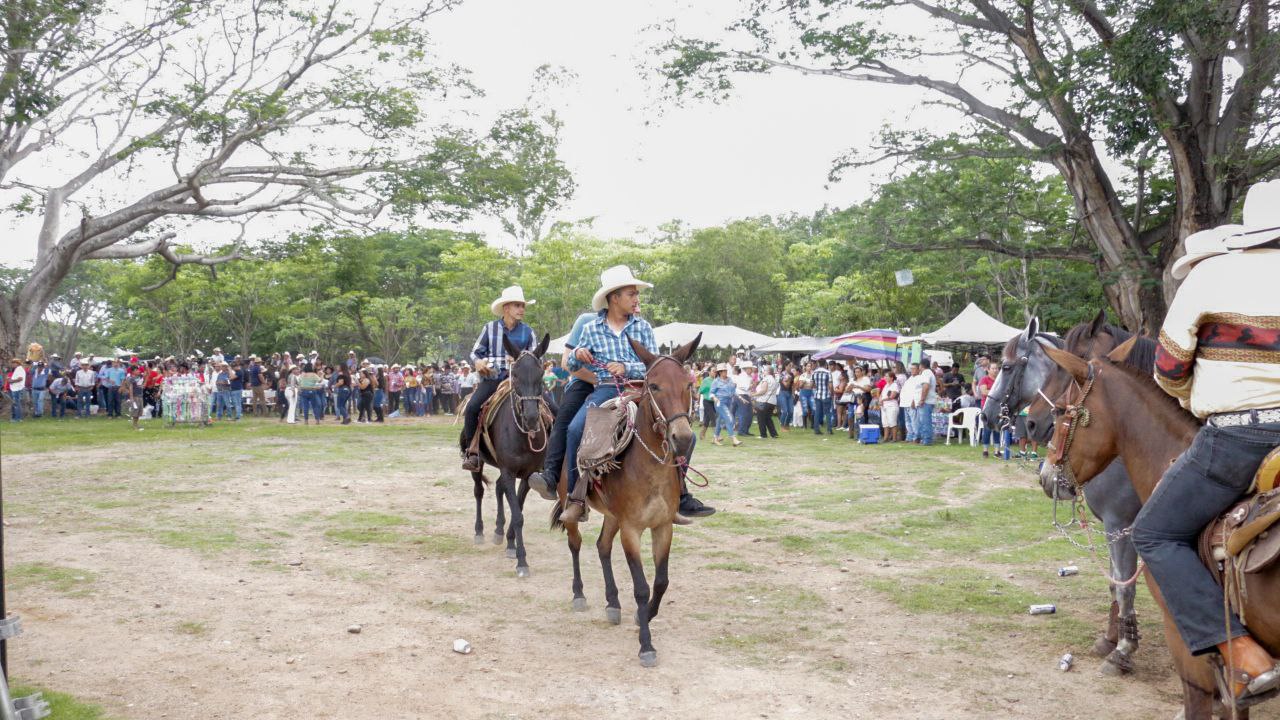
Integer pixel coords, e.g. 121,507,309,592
0,0,534,357
660,0,1280,332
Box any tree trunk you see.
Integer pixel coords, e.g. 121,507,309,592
0,296,22,363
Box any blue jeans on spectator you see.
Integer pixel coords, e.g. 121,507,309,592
301,389,323,421
421,387,433,416
9,390,23,421
76,389,93,417
918,403,935,445
52,393,67,418
733,395,753,435
777,389,793,426
714,401,736,438
96,385,107,414
565,384,621,495
905,405,918,442
31,389,46,417
104,386,120,417
335,387,351,420
812,397,833,434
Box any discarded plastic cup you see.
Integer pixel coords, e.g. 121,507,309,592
1057,566,1079,577
1059,653,1073,671
452,638,472,655
1029,604,1057,615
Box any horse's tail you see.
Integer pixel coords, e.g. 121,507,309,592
549,499,565,532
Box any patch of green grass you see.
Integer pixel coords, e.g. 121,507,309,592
411,534,477,555
701,511,781,536
705,561,760,573
174,620,209,636
777,531,921,561
7,563,96,597
9,683,112,720
867,567,1041,617
323,510,412,545
150,527,239,553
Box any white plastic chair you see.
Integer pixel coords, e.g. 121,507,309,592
946,407,981,446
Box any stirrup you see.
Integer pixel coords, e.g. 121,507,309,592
1213,655,1280,710
558,500,587,524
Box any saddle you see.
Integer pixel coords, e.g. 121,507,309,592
1197,447,1280,625
576,390,643,486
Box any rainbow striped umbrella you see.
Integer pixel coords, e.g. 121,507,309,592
812,329,900,361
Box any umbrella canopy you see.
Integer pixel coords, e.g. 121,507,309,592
813,329,900,361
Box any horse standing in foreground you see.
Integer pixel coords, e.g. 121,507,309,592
1037,340,1280,719
551,334,700,667
983,315,1145,674
465,333,550,578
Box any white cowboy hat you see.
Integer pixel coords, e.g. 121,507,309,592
1226,180,1280,250
591,265,652,311
490,285,535,316
1171,224,1243,280
715,363,729,372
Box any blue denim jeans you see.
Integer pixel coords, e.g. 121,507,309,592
565,384,621,494
542,380,595,482
76,389,92,417
904,405,917,441
9,390,23,421
31,389,46,416
714,401,736,438
421,387,433,416
1132,422,1280,654
812,397,833,434
335,388,351,419
734,395,753,435
918,403,935,445
777,390,793,426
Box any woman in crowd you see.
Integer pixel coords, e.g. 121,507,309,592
386,364,403,418
710,364,741,447
795,362,814,429
403,366,420,417
698,367,715,441
284,365,300,424
776,362,794,432
976,362,999,458
752,364,780,439
298,362,324,425
851,365,873,427
373,367,386,422
357,368,374,423
334,365,353,425
880,370,901,442
832,364,849,430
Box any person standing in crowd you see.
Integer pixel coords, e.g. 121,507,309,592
912,361,939,445
458,364,477,404
357,368,374,423
387,364,404,418
459,286,536,470
710,363,741,446
283,365,299,424
213,362,231,420
29,361,48,418
880,369,900,442
439,365,458,415
249,356,267,417
402,366,419,417
373,366,386,423
733,361,755,436
74,361,95,418
976,362,998,457
228,359,245,421
901,363,922,442
298,362,324,425
49,371,72,420
833,364,850,431
776,362,794,432
7,358,26,421
811,360,832,435
752,364,780,439
123,364,146,431
697,367,715,441
941,365,964,412
333,365,352,424
421,365,436,416
102,359,124,417
796,362,814,429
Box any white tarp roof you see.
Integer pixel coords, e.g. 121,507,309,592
547,322,774,355
921,302,1022,345
752,336,834,354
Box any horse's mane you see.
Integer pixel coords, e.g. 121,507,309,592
1102,358,1201,430
1065,322,1157,372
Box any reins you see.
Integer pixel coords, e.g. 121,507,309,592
509,350,548,453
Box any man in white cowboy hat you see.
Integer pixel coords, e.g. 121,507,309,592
460,285,537,471
1135,179,1280,710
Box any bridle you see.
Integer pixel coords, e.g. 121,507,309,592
509,350,548,452
594,354,696,472
1043,361,1098,489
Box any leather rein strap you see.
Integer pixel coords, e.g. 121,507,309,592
1047,362,1098,488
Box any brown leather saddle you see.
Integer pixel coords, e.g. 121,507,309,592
1197,447,1280,623
576,383,646,485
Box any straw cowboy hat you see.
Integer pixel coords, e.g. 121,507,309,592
1171,224,1244,280
591,265,652,312
490,285,535,316
715,363,729,373
1226,180,1280,250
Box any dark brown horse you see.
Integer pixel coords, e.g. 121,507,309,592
1037,341,1278,719
467,332,550,578
551,333,700,667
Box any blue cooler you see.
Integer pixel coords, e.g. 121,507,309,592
858,424,881,444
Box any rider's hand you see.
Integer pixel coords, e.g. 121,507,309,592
474,359,490,376
575,347,595,364
606,362,626,377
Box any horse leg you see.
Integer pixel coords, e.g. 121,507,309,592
621,526,657,666
493,474,506,546
503,473,528,577
471,472,485,545
507,476,530,549
1101,536,1140,676
646,522,673,623
597,515,621,624
1177,676,1215,720
567,521,586,612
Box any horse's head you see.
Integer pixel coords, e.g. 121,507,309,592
628,332,701,461
504,332,550,429
1036,343,1129,497
981,317,1060,441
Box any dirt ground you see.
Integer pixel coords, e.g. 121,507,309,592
2,417,1275,719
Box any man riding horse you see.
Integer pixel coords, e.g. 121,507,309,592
1140,179,1280,707
460,285,537,472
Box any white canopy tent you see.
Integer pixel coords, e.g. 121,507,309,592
920,303,1022,346
547,322,775,355
751,336,834,355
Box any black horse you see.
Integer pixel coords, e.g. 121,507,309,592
466,332,550,578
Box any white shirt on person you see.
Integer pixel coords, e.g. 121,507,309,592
733,372,753,396
8,366,25,392
75,368,96,388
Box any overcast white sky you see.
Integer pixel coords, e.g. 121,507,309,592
1,0,947,265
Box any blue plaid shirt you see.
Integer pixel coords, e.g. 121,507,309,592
470,319,534,378
812,367,832,400
567,311,657,382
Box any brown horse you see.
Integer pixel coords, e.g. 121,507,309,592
551,333,700,667
1037,341,1278,719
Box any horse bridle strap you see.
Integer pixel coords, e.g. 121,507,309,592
509,350,548,449
1048,362,1097,486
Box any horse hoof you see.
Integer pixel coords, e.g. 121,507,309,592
572,597,587,612
473,535,485,546
505,547,517,559
1099,650,1133,676
605,607,621,625
515,566,530,579
638,650,658,668
492,533,503,546
1091,635,1117,658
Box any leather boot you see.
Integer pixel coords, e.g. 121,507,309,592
558,500,585,524
461,452,482,472
528,471,556,501
1218,635,1280,702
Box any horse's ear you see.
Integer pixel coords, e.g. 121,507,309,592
1089,308,1108,337
628,335,658,367
501,334,521,360
1044,346,1090,385
1023,317,1040,342
533,333,550,359
1106,335,1138,364
671,332,701,364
